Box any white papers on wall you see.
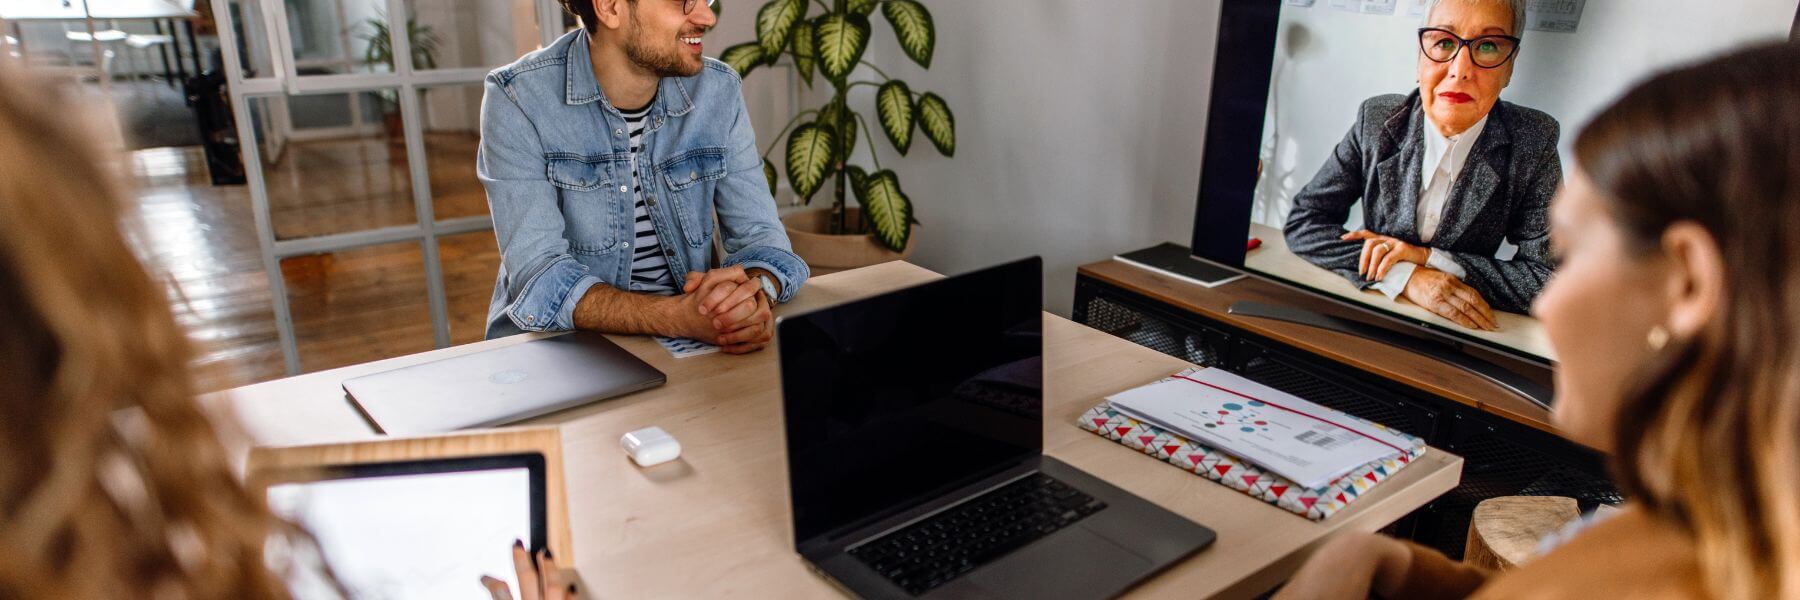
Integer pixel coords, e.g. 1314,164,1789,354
1329,0,1399,15
1309,0,1586,31
1526,0,1587,33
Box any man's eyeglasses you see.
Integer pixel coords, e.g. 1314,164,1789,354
1418,28,1520,69
682,0,718,14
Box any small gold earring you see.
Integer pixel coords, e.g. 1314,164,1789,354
1648,326,1671,351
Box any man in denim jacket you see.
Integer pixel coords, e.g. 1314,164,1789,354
478,0,807,353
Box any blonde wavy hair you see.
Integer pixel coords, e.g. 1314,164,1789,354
0,66,329,597
1575,42,1800,599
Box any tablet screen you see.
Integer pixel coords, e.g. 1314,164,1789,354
266,454,546,600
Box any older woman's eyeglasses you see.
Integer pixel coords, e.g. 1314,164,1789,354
682,0,718,14
1418,28,1520,69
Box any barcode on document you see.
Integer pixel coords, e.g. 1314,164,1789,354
1295,429,1350,449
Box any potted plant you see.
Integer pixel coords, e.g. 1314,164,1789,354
357,13,440,151
721,0,955,273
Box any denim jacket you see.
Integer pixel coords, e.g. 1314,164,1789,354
478,28,808,339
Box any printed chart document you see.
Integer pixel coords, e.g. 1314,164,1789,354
1106,367,1414,489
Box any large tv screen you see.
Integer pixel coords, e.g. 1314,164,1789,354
1198,0,1798,364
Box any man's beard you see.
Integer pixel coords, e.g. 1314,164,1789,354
623,12,701,78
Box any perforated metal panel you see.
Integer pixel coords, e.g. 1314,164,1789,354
1081,296,1228,367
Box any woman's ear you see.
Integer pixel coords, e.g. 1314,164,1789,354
1660,221,1725,340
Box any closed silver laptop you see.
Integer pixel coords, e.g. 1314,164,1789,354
343,331,666,435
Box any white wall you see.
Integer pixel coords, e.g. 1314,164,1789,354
1252,0,1799,227
713,0,804,197
748,0,1223,316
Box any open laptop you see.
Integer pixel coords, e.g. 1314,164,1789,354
343,331,665,435
777,257,1215,599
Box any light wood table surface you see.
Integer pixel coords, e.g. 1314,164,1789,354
210,261,1464,599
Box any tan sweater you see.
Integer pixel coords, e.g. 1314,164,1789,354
1392,506,1708,599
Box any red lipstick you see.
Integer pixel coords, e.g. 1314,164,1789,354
1438,92,1474,104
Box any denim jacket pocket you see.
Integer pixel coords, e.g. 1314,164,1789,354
545,154,623,255
546,154,609,191
659,147,726,247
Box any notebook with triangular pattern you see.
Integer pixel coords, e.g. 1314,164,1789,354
1076,368,1427,520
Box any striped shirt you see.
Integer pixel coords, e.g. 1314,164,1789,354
620,100,676,295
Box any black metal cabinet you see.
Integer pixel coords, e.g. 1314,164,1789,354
1072,274,1619,558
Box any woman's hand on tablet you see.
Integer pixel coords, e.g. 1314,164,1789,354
481,540,580,600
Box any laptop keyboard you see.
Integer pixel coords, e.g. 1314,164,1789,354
847,473,1108,596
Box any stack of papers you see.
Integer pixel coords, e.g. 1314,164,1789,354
1104,367,1415,490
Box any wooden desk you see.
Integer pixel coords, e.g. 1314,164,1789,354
211,261,1463,599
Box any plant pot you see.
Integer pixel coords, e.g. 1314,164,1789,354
781,207,916,276
382,112,406,162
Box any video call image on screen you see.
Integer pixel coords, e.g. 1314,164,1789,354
1242,0,1796,361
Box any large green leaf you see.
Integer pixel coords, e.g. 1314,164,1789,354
916,92,955,157
847,163,869,229
762,157,778,197
841,109,860,163
756,0,805,57
818,101,856,164
790,19,816,87
857,170,913,251
720,42,764,78
881,0,934,68
814,13,870,83
848,0,877,16
785,122,835,200
846,164,869,195
876,80,915,155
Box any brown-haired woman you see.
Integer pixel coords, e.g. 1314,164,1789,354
1275,40,1800,600
0,68,572,598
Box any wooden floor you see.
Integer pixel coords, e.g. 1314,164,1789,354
124,134,501,393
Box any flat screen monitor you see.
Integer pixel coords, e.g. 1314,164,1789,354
1192,0,1800,365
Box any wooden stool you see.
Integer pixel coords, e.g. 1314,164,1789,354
1463,496,1580,571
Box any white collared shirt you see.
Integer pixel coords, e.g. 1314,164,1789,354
1370,115,1481,300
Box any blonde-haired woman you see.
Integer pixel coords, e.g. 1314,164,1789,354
0,68,572,598
0,59,331,597
1277,41,1800,599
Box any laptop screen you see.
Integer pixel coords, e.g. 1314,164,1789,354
779,257,1044,545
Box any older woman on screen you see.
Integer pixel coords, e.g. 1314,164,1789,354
1283,0,1559,331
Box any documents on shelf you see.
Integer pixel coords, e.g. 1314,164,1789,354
1104,367,1416,490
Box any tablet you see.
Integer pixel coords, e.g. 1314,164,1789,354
265,453,547,600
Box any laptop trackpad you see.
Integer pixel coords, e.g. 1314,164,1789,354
967,527,1152,600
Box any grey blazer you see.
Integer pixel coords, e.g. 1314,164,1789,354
1283,91,1560,314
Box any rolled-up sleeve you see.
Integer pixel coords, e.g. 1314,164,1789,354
712,81,809,302
478,74,602,332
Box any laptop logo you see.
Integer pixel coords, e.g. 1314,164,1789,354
489,370,529,385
